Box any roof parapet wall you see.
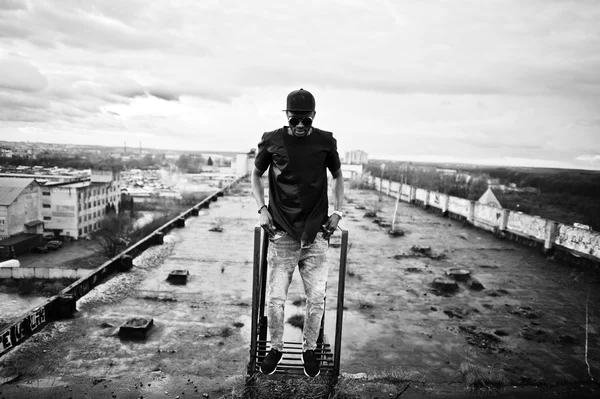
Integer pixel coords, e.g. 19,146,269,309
371,176,600,261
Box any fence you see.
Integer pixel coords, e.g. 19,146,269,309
369,176,600,260
0,176,247,358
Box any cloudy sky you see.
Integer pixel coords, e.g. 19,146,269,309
0,0,599,170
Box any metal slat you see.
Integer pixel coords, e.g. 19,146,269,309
256,342,331,349
334,228,348,378
248,226,262,375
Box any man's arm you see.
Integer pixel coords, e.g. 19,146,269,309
323,168,344,238
331,168,344,213
251,166,275,236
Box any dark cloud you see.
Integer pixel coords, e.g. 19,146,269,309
148,90,180,102
0,58,48,92
0,110,48,122
457,135,544,151
0,0,27,11
238,66,511,96
112,83,234,104
0,92,49,111
0,2,211,56
0,19,30,39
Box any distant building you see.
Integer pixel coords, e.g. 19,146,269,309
42,170,121,239
437,168,457,175
0,178,43,239
340,164,364,180
478,187,502,208
233,153,251,177
344,150,368,165
0,148,12,158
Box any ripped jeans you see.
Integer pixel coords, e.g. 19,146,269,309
266,230,329,352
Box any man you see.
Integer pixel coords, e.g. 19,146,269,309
251,88,344,378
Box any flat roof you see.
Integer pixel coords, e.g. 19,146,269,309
46,181,91,189
0,233,39,246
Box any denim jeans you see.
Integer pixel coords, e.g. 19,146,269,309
266,230,329,351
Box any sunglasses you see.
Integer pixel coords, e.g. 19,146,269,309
288,116,313,127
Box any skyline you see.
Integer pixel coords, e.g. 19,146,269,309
1,0,599,170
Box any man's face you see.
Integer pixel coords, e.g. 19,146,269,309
286,111,315,138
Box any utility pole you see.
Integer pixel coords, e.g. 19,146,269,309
379,163,385,201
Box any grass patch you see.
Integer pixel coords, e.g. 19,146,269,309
223,375,363,399
221,373,418,399
17,278,36,295
220,326,234,338
369,366,415,383
459,361,507,396
358,300,374,310
287,314,304,329
0,278,76,296
204,326,235,339
346,262,360,279
348,176,375,191
365,200,383,214
61,252,107,269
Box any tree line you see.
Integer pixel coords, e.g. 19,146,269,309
364,161,600,230
0,154,163,171
364,162,489,201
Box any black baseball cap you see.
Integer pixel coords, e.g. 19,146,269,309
284,88,315,112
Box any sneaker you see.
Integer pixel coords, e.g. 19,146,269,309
302,350,320,378
260,349,283,375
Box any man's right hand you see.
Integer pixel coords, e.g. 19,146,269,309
259,208,276,236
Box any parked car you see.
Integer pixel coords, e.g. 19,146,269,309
32,245,49,254
46,240,63,250
43,235,55,242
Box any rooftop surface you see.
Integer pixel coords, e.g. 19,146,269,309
0,177,36,206
0,182,598,398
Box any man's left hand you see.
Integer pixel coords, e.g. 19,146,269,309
322,214,341,239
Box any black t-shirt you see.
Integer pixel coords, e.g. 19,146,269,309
255,127,341,245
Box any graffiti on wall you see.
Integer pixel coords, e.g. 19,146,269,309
474,203,502,226
555,225,600,257
429,193,447,210
506,212,546,240
1,305,47,354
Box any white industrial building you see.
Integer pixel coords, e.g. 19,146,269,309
42,170,121,239
0,178,43,239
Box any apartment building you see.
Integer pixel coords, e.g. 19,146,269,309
344,150,368,165
41,170,121,239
